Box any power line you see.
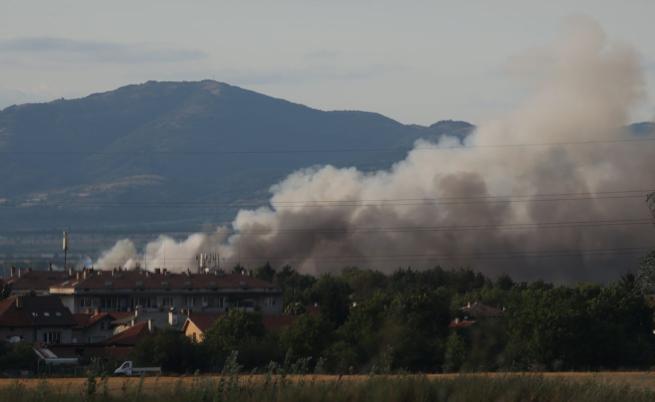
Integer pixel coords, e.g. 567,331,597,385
1,218,652,238
235,218,654,236
1,136,654,156
1,189,651,210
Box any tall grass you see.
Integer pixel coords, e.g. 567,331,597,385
0,374,652,402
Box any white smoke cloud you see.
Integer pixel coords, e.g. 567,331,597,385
95,239,138,269
95,18,655,281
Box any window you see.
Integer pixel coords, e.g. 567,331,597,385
80,297,92,308
43,331,62,344
161,296,173,307
186,296,195,307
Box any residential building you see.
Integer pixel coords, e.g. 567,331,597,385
49,268,282,315
72,311,131,344
0,295,75,344
101,320,153,347
182,313,221,342
182,312,297,343
6,268,70,296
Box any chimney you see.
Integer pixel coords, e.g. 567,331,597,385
155,268,161,275
147,319,153,332
76,272,81,281
168,308,177,326
163,268,168,276
17,268,22,278
82,269,87,280
48,263,53,272
15,296,23,309
68,268,73,277
10,266,16,278
135,305,140,318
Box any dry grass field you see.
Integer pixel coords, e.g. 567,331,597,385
2,372,655,394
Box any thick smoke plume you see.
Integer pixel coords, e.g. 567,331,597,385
96,18,655,281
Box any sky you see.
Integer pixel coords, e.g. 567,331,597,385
0,0,654,125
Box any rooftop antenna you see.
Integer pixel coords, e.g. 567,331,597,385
62,231,69,269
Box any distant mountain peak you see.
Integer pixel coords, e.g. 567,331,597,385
0,80,475,234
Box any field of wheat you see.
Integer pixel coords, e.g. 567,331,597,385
1,372,655,402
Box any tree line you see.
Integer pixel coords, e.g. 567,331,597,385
131,254,655,374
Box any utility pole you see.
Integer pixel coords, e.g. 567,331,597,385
62,231,69,269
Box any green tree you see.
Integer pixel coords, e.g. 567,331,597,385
309,275,352,327
274,265,316,306
383,289,451,371
255,262,275,282
131,329,199,373
281,314,331,361
204,310,265,353
443,332,467,372
0,341,36,371
203,309,268,369
637,251,655,293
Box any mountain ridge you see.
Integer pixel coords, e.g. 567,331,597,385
0,80,473,235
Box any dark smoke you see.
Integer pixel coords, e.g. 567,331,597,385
96,18,655,281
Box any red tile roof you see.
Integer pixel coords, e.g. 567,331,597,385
448,319,476,329
184,313,221,332
102,321,151,346
182,313,297,335
52,269,278,292
72,313,92,327
72,312,130,329
7,271,70,291
262,315,296,331
0,295,75,327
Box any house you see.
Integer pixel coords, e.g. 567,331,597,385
182,312,298,343
449,301,504,330
46,321,154,363
460,302,503,319
101,320,153,347
183,313,220,342
72,311,132,344
448,318,476,329
0,295,76,344
48,268,282,315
